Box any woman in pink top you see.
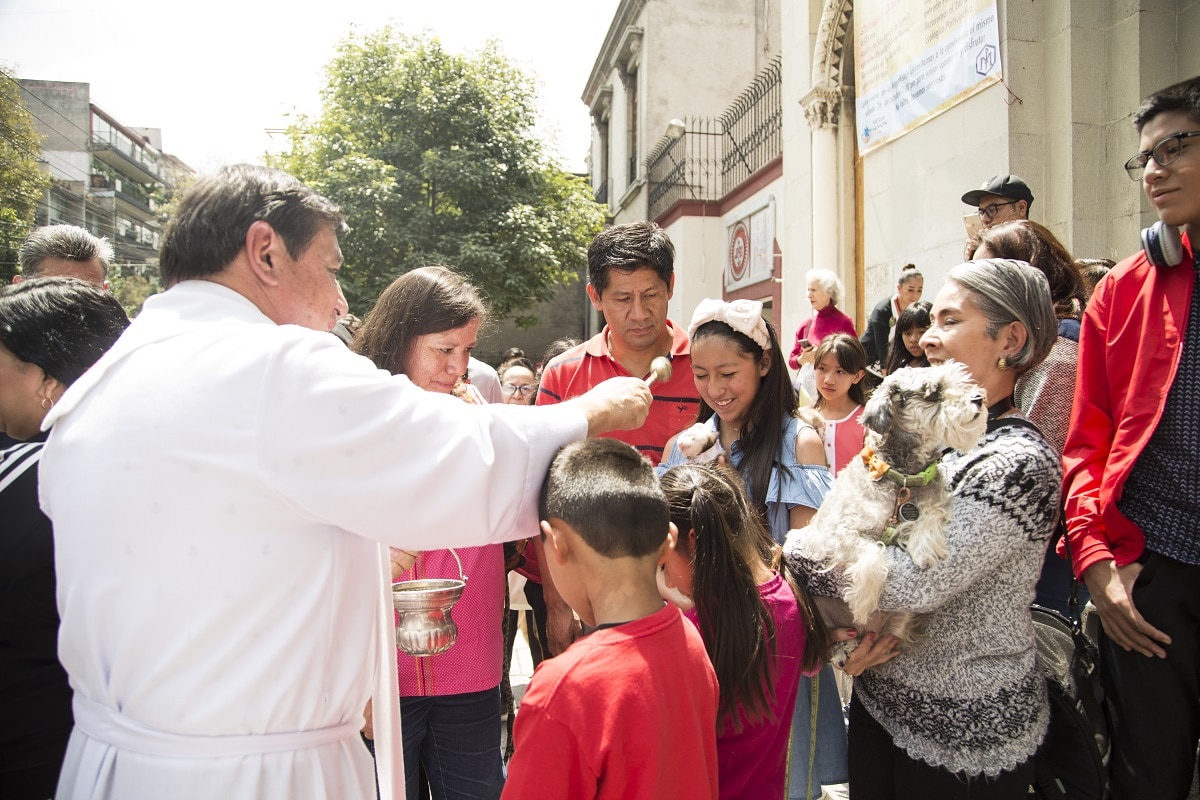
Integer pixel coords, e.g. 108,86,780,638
788,269,858,370
811,334,869,475
353,266,506,800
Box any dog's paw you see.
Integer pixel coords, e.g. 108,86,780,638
677,423,721,462
905,528,948,569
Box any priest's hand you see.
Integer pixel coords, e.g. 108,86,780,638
571,377,653,437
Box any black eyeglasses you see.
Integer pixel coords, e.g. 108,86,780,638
1124,131,1200,180
501,383,537,397
977,200,1019,222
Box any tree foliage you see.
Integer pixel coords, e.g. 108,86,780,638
270,30,604,325
0,66,51,282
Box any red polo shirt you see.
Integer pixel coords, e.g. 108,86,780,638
536,321,699,466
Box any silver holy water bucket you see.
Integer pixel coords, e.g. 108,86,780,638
392,548,467,657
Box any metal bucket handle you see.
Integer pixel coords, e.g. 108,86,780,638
446,547,466,584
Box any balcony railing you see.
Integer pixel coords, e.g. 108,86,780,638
91,134,163,184
719,56,782,189
646,56,782,221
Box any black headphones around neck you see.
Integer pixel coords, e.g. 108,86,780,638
1141,220,1184,268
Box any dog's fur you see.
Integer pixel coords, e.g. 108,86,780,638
788,362,987,663
675,422,723,463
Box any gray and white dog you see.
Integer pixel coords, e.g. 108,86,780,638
785,362,987,663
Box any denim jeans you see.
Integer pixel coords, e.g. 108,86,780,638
401,687,505,800
788,662,849,800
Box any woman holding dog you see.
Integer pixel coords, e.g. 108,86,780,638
805,259,1061,799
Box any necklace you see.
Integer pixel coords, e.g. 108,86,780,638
987,396,1015,423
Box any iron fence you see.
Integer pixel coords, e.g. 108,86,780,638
645,56,782,221
719,56,782,189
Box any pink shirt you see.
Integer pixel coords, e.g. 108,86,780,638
822,405,865,475
394,545,505,696
788,306,858,369
686,572,804,800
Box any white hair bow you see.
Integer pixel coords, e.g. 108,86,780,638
688,298,771,350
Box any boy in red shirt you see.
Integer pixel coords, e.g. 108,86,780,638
502,439,719,800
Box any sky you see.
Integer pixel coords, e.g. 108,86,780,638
0,0,622,174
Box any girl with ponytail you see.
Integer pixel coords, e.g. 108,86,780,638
659,464,830,800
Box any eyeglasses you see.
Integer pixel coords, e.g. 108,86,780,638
977,200,1019,222
501,383,537,398
1124,131,1200,180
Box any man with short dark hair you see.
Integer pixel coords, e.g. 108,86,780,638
1063,75,1200,799
38,164,652,800
15,223,112,287
961,173,1034,229
538,222,699,463
535,221,700,654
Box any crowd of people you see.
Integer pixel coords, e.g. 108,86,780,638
1,75,1198,800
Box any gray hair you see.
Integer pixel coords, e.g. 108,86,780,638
18,224,114,279
946,258,1057,376
805,268,844,307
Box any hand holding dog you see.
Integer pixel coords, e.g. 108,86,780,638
836,629,901,676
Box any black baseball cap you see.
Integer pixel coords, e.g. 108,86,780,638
961,174,1034,207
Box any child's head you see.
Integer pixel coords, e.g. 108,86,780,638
687,298,796,431
539,439,672,623
686,298,796,518
811,333,868,408
885,299,932,374
660,463,778,728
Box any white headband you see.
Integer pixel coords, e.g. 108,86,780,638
688,298,771,350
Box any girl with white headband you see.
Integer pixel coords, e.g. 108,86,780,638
659,297,859,800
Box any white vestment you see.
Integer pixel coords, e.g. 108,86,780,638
39,281,586,800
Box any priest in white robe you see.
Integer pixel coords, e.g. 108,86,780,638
37,165,651,800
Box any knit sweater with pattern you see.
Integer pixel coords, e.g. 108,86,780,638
786,420,1059,776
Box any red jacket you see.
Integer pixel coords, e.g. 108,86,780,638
1061,232,1196,578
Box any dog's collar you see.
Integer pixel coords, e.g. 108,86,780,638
860,446,939,487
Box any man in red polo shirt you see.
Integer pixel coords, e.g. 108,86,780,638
535,221,700,652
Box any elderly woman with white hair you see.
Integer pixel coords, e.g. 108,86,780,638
788,258,1061,799
788,268,857,371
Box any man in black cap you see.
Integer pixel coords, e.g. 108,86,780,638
961,173,1034,229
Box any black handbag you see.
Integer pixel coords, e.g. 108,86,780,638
1031,529,1110,799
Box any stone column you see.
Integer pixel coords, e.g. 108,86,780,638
801,82,844,270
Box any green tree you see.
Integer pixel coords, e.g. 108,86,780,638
0,66,51,282
270,30,604,325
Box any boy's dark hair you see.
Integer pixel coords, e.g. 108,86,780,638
587,222,675,295
539,438,669,558
1134,75,1200,131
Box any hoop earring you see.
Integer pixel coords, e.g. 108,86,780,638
997,357,1008,371
41,397,53,410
